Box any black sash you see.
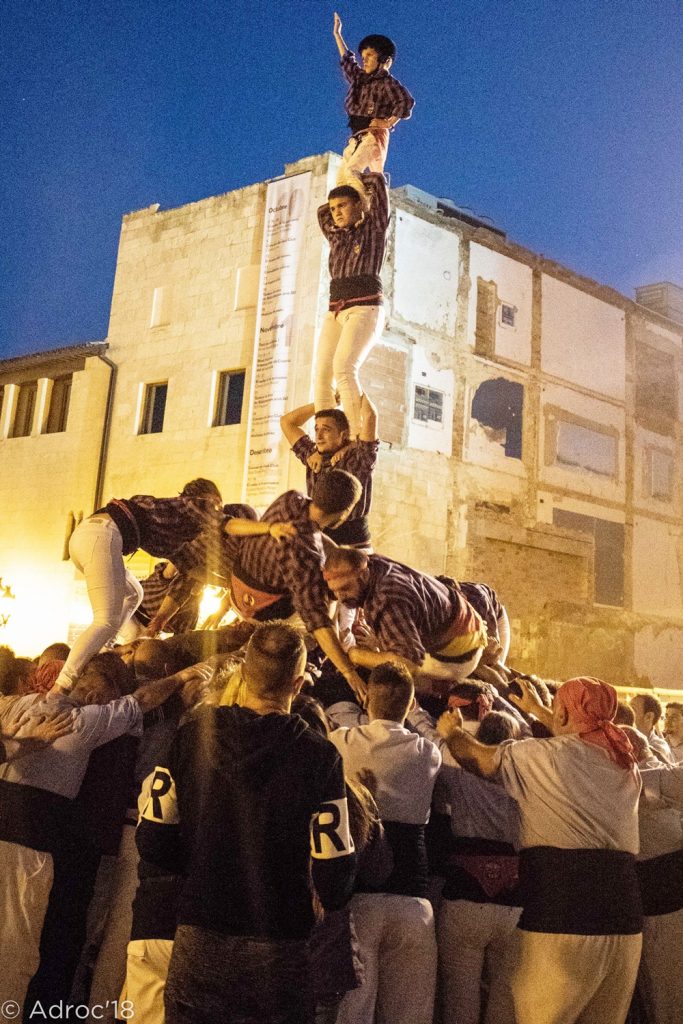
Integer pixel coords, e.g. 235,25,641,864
0,779,75,856
357,821,428,898
518,846,643,935
637,848,683,917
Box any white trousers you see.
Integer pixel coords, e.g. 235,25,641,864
121,939,174,1024
89,824,140,1024
509,929,642,1024
638,908,683,1024
56,517,143,690
0,840,54,1019
337,131,389,203
336,893,437,1024
438,898,520,1024
314,306,385,437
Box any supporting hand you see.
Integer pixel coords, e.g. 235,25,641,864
437,707,464,741
306,452,324,474
269,522,298,541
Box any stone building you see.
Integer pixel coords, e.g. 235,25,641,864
1,151,682,690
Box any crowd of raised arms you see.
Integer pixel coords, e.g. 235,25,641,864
1,12,681,1024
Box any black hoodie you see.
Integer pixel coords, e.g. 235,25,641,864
136,705,356,940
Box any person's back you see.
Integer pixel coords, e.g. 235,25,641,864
328,663,441,1024
160,703,352,938
137,622,356,1024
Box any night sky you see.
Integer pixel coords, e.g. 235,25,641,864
2,0,682,360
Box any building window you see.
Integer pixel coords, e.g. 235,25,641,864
647,448,673,501
553,419,618,477
150,287,170,328
45,374,72,434
500,303,516,327
10,381,37,438
471,378,523,459
139,382,168,434
414,385,443,425
553,509,624,607
636,345,676,428
214,370,246,427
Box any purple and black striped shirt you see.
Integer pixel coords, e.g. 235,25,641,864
235,491,332,634
341,51,415,129
318,172,389,300
360,556,465,665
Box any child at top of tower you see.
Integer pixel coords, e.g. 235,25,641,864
332,11,414,203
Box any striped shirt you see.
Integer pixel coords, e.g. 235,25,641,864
458,582,503,642
292,436,378,525
172,524,238,590
101,494,225,559
235,491,332,633
318,172,389,293
135,562,201,634
360,556,466,665
341,51,415,129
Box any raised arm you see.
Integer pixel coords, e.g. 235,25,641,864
437,707,500,778
280,403,315,447
333,11,349,59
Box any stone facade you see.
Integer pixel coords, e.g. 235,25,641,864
1,151,682,692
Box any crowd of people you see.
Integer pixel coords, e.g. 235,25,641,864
1,12,681,1024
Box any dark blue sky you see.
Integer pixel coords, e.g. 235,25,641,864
2,0,682,359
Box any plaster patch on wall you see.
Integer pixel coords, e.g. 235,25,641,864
634,626,683,690
393,211,459,334
407,347,454,455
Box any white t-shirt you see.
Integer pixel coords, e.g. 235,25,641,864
328,704,441,824
495,734,641,854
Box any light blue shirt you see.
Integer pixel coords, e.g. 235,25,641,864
0,693,142,799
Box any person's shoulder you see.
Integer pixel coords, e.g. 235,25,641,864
293,435,315,456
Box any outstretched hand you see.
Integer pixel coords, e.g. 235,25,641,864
346,668,367,706
333,11,342,35
508,676,546,718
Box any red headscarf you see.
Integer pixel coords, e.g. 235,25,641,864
30,660,65,694
555,676,637,770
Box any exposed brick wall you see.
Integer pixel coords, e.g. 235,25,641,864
361,344,407,448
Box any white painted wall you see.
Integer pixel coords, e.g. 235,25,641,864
541,275,626,399
467,243,533,364
393,210,460,335
632,517,683,618
407,346,454,456
634,625,683,689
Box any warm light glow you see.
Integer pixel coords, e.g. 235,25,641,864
0,563,75,655
0,577,16,629
198,585,236,628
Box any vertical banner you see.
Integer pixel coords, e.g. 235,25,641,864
242,171,312,508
